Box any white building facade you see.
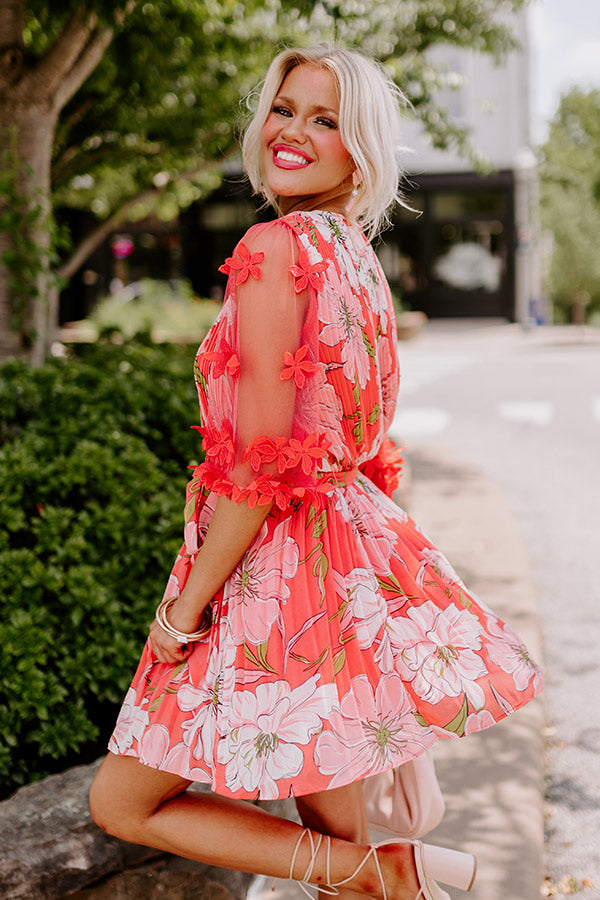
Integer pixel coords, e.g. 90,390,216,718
380,8,543,322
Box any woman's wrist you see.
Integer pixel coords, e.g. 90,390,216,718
155,596,212,643
169,591,209,631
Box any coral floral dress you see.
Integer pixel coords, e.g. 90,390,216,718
109,210,542,800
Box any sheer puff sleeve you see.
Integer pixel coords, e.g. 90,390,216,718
192,221,330,510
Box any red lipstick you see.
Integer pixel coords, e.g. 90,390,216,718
272,144,313,169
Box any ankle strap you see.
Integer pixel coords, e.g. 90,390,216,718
289,828,337,900
329,845,384,900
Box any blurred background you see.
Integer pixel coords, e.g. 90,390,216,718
2,0,599,363
0,2,599,898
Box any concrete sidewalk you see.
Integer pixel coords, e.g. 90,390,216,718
405,443,545,900
250,442,545,900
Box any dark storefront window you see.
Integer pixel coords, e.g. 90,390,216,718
382,173,515,319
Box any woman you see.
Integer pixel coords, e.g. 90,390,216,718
90,46,542,900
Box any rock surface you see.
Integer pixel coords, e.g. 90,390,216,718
65,854,255,900
0,759,160,899
67,861,247,900
0,759,253,900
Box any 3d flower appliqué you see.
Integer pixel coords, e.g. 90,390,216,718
203,341,240,379
281,434,331,475
289,250,328,293
280,345,319,389
193,424,235,470
243,436,286,473
219,242,264,284
240,475,291,510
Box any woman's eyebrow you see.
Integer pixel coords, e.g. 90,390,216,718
274,94,338,116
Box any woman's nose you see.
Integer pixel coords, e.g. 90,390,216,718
280,115,307,143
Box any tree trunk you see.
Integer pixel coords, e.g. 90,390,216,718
0,104,57,362
0,2,114,363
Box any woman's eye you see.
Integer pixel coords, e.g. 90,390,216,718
316,117,337,129
273,105,292,117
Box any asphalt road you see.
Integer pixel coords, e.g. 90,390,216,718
392,320,600,895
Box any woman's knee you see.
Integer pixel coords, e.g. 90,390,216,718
88,753,190,843
88,755,151,842
88,763,131,838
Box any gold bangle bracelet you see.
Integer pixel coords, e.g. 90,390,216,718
155,596,212,644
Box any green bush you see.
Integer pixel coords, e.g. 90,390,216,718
88,278,220,341
0,339,202,797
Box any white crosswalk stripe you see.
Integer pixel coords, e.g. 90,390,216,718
390,406,450,439
391,407,451,438
497,401,554,426
398,350,477,395
395,344,599,431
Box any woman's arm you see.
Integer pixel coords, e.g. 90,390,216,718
149,496,273,664
150,224,307,665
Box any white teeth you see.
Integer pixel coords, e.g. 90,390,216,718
276,149,309,164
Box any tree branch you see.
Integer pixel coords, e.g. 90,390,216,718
52,142,160,186
24,4,138,111
28,7,93,101
53,25,114,111
57,202,137,281
54,96,95,153
0,0,24,52
56,163,222,280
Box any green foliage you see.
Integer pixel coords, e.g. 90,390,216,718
539,88,600,321
2,0,527,359
89,279,220,341
44,0,524,249
51,1,277,219
0,339,202,795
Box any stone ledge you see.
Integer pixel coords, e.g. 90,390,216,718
0,759,252,900
67,865,237,900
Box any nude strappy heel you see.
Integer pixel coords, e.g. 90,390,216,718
289,828,477,900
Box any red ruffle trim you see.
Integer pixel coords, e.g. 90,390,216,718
243,433,331,475
359,439,404,497
189,430,334,510
190,461,334,511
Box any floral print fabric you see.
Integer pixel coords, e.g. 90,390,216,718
109,211,542,800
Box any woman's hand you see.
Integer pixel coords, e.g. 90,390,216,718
149,596,207,665
148,495,272,665
149,619,193,665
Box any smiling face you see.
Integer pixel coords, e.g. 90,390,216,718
260,64,355,213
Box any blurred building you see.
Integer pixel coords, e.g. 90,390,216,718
387,6,543,321
61,9,543,324
187,8,542,322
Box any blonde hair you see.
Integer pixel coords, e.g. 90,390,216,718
242,45,408,240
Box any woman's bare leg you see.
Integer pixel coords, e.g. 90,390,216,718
89,753,419,898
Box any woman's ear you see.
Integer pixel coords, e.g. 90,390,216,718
352,169,362,187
